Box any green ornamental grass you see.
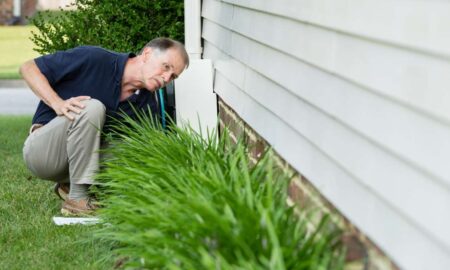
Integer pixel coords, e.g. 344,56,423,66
95,114,345,269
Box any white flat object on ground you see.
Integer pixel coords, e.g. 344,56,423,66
52,216,100,225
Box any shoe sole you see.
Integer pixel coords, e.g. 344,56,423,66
61,207,95,217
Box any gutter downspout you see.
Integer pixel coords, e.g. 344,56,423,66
184,0,202,60
175,0,217,140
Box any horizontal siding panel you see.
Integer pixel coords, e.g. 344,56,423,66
202,0,233,29
222,0,450,59
202,17,232,54
213,70,450,270
203,19,450,192
202,43,229,65
215,59,246,90
203,0,450,126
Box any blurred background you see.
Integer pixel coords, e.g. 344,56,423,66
0,0,75,80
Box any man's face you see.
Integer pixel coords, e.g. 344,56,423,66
140,47,185,91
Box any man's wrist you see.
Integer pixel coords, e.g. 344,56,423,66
48,96,63,111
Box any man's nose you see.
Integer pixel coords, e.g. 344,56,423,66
162,72,172,83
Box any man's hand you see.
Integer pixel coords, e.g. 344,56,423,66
53,96,91,121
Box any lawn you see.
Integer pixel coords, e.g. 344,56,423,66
0,26,40,79
0,116,112,270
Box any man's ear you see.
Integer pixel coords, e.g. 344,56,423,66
142,47,153,62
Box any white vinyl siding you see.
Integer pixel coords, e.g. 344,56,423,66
201,1,450,269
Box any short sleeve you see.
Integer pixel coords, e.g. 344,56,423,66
34,46,89,86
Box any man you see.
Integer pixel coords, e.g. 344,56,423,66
21,37,189,216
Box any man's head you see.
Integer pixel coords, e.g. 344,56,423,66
138,37,189,91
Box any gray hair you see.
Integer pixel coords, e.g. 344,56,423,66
140,37,189,68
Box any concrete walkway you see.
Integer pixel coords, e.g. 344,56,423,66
0,80,40,115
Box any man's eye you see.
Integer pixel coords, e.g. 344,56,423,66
164,64,170,70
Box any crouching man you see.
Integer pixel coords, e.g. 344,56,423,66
21,38,189,216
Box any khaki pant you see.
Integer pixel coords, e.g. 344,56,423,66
23,99,106,185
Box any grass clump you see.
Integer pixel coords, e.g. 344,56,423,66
96,115,345,269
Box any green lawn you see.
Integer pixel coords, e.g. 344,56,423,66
0,116,112,270
0,26,40,79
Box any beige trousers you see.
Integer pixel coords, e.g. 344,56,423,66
23,99,106,185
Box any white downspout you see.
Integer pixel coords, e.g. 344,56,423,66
184,0,202,59
175,0,217,139
13,0,21,17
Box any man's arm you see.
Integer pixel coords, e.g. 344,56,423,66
19,59,91,120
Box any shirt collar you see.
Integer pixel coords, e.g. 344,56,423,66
115,52,136,85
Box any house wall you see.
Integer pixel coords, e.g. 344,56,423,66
0,0,37,25
201,0,450,269
0,0,14,24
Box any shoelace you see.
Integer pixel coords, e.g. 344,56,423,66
86,198,99,210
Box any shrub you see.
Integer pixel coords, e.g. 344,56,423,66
95,115,345,270
30,0,184,54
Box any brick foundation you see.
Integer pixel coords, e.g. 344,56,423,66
218,98,398,270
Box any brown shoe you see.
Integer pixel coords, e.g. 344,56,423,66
54,183,70,201
61,198,99,216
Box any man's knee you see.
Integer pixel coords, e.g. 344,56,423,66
79,99,106,121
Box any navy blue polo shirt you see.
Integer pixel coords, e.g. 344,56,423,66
32,45,158,127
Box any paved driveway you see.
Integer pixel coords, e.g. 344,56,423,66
0,87,39,115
